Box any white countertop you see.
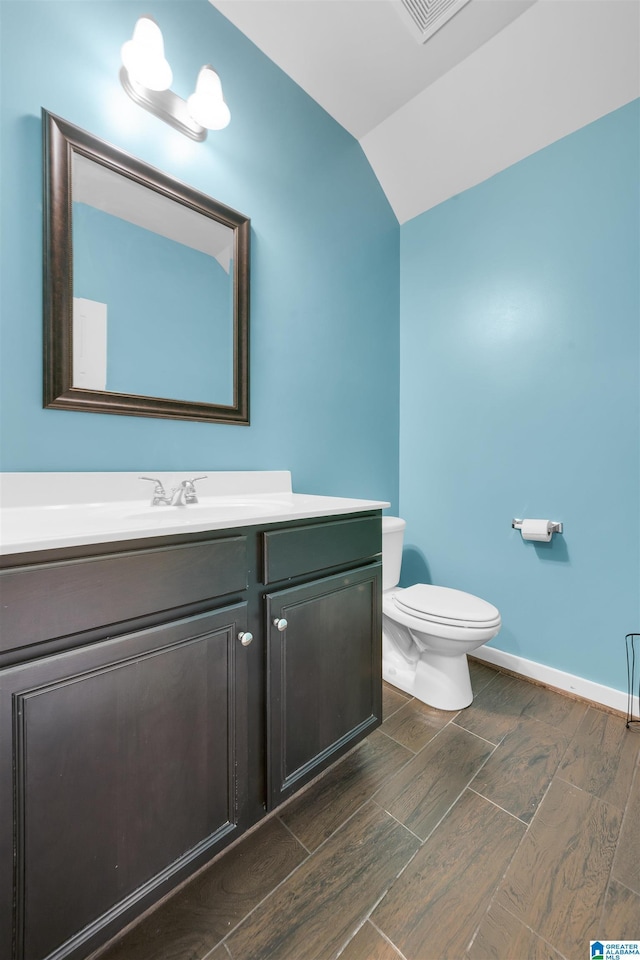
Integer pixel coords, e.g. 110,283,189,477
0,471,389,556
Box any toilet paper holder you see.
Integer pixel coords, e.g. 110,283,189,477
512,518,563,534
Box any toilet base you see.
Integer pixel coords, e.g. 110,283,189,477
415,651,473,710
383,642,473,711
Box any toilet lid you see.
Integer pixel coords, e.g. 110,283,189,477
393,584,501,628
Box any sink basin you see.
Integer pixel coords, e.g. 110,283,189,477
0,496,294,550
125,497,292,523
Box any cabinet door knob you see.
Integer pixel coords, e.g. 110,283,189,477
238,631,253,646
273,618,288,632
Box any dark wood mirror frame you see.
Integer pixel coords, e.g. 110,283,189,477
43,110,250,424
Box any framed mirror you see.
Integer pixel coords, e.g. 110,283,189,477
43,110,249,424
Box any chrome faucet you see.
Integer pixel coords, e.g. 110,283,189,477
139,476,207,506
178,477,207,504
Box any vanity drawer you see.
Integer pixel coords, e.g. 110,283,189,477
0,537,247,654
262,515,381,584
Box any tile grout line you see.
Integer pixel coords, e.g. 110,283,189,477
336,756,498,960
202,827,317,958
378,710,460,755
367,718,487,821
341,711,510,960
450,719,502,750
371,734,502,854
367,917,407,960
595,744,640,930
334,835,426,960
369,798,428,845
464,716,572,826
514,705,583,742
280,718,461,880
375,726,422,755
202,937,233,960
243,714,470,959
466,898,572,960
333,915,371,959
215,796,416,958
465,767,568,959
368,918,410,960
554,772,632,811
605,875,640,899
276,812,313,855
213,854,310,959
466,786,530,825
383,714,455,746
370,719,462,800
381,690,413,721
188,730,420,960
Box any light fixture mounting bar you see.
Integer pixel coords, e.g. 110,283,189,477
120,67,206,142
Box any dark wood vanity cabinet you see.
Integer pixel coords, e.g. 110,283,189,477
1,606,249,960
0,512,382,960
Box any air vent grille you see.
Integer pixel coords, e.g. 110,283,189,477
397,0,473,43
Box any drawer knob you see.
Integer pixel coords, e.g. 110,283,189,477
239,631,253,646
273,618,288,632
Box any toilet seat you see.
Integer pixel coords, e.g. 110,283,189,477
392,584,501,630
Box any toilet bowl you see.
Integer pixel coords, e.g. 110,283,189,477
382,517,501,711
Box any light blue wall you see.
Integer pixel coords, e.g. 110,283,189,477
0,1,400,504
399,99,640,693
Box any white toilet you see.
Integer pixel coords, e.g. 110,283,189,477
382,517,501,711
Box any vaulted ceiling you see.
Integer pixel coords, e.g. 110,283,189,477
211,0,640,223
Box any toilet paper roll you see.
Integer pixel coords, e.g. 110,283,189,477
520,519,553,542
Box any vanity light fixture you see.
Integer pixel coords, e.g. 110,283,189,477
187,66,231,131
121,16,172,91
119,16,230,141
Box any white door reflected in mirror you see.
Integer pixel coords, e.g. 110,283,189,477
73,298,107,392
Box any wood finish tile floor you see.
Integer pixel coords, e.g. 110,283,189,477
96,662,640,960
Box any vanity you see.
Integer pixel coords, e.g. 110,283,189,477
0,472,387,960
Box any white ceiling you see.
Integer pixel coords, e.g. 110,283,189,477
211,0,640,223
73,154,234,269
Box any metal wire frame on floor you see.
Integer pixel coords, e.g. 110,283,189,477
625,633,640,728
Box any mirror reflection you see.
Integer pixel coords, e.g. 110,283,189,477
43,111,250,424
72,155,234,404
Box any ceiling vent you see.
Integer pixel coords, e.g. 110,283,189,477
395,0,473,43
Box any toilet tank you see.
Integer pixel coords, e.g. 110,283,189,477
382,516,406,590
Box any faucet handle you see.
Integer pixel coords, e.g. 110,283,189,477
139,476,166,492
181,475,207,503
139,476,167,504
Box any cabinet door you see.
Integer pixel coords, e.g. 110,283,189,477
266,564,381,808
0,604,250,960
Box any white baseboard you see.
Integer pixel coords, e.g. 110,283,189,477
472,646,633,716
